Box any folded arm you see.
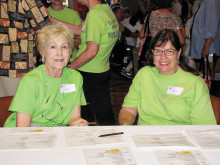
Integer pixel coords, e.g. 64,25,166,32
16,112,32,127
68,105,88,126
118,107,138,125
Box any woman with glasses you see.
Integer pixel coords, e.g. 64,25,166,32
118,29,216,125
4,23,88,127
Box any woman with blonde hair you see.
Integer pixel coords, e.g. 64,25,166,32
4,23,88,127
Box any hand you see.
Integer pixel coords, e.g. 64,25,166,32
201,46,209,58
74,38,81,48
77,24,84,34
70,118,88,126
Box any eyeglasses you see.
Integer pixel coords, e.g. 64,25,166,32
153,49,177,56
42,94,64,125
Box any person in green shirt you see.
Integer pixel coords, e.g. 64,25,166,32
48,0,82,61
4,23,88,127
119,29,217,125
69,0,119,125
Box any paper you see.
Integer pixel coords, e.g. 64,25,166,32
0,133,57,149
64,127,125,147
187,130,220,149
132,133,194,147
9,127,53,133
83,146,137,165
154,150,210,165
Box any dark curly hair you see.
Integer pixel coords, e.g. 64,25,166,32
149,29,198,75
156,0,172,9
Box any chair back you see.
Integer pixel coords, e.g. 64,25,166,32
0,96,13,127
210,95,220,125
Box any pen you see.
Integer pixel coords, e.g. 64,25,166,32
88,122,96,125
99,132,124,137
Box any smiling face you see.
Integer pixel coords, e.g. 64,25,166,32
153,40,181,76
43,34,70,75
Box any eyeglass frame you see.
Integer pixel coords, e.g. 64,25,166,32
41,94,64,125
152,48,177,56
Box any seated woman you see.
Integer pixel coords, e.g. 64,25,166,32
118,29,217,125
4,23,88,127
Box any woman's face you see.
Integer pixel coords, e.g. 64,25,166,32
153,40,181,76
43,34,70,72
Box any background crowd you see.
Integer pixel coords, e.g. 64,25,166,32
0,0,219,127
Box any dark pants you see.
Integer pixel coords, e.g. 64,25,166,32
79,70,116,125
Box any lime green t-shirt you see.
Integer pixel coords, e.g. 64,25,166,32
122,66,217,125
48,7,81,25
48,7,81,62
4,65,86,127
76,4,119,73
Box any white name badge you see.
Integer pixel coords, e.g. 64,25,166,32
60,84,76,93
167,86,184,96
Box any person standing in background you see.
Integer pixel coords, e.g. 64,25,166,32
190,0,220,80
0,0,50,97
70,0,119,125
48,0,82,62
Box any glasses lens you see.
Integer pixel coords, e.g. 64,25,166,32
165,49,174,55
154,49,162,56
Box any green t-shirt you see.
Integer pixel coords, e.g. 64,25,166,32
76,4,119,73
122,66,217,125
48,7,81,25
48,7,81,62
4,65,86,127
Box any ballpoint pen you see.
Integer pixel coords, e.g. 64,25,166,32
87,122,96,125
99,132,124,137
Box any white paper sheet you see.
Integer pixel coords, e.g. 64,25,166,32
83,146,137,165
187,130,220,149
132,133,194,147
0,133,57,149
64,127,125,147
154,150,210,165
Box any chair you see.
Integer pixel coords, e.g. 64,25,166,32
0,96,13,127
210,95,220,125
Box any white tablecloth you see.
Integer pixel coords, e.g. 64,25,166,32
0,125,220,165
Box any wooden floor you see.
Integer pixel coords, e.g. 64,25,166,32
109,66,132,124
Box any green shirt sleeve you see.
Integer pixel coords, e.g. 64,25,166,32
86,12,103,44
122,70,142,108
190,79,217,125
9,76,37,115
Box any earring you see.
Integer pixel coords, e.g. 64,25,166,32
42,56,46,63
177,59,180,65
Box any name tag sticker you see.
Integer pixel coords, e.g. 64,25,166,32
60,84,76,93
167,86,184,95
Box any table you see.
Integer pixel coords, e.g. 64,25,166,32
0,125,220,165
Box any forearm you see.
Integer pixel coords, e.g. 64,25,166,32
68,105,88,126
70,42,98,70
70,50,95,69
16,112,32,127
118,107,137,125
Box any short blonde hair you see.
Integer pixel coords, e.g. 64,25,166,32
37,22,74,55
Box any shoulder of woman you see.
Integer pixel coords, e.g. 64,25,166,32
22,66,43,81
65,68,82,78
